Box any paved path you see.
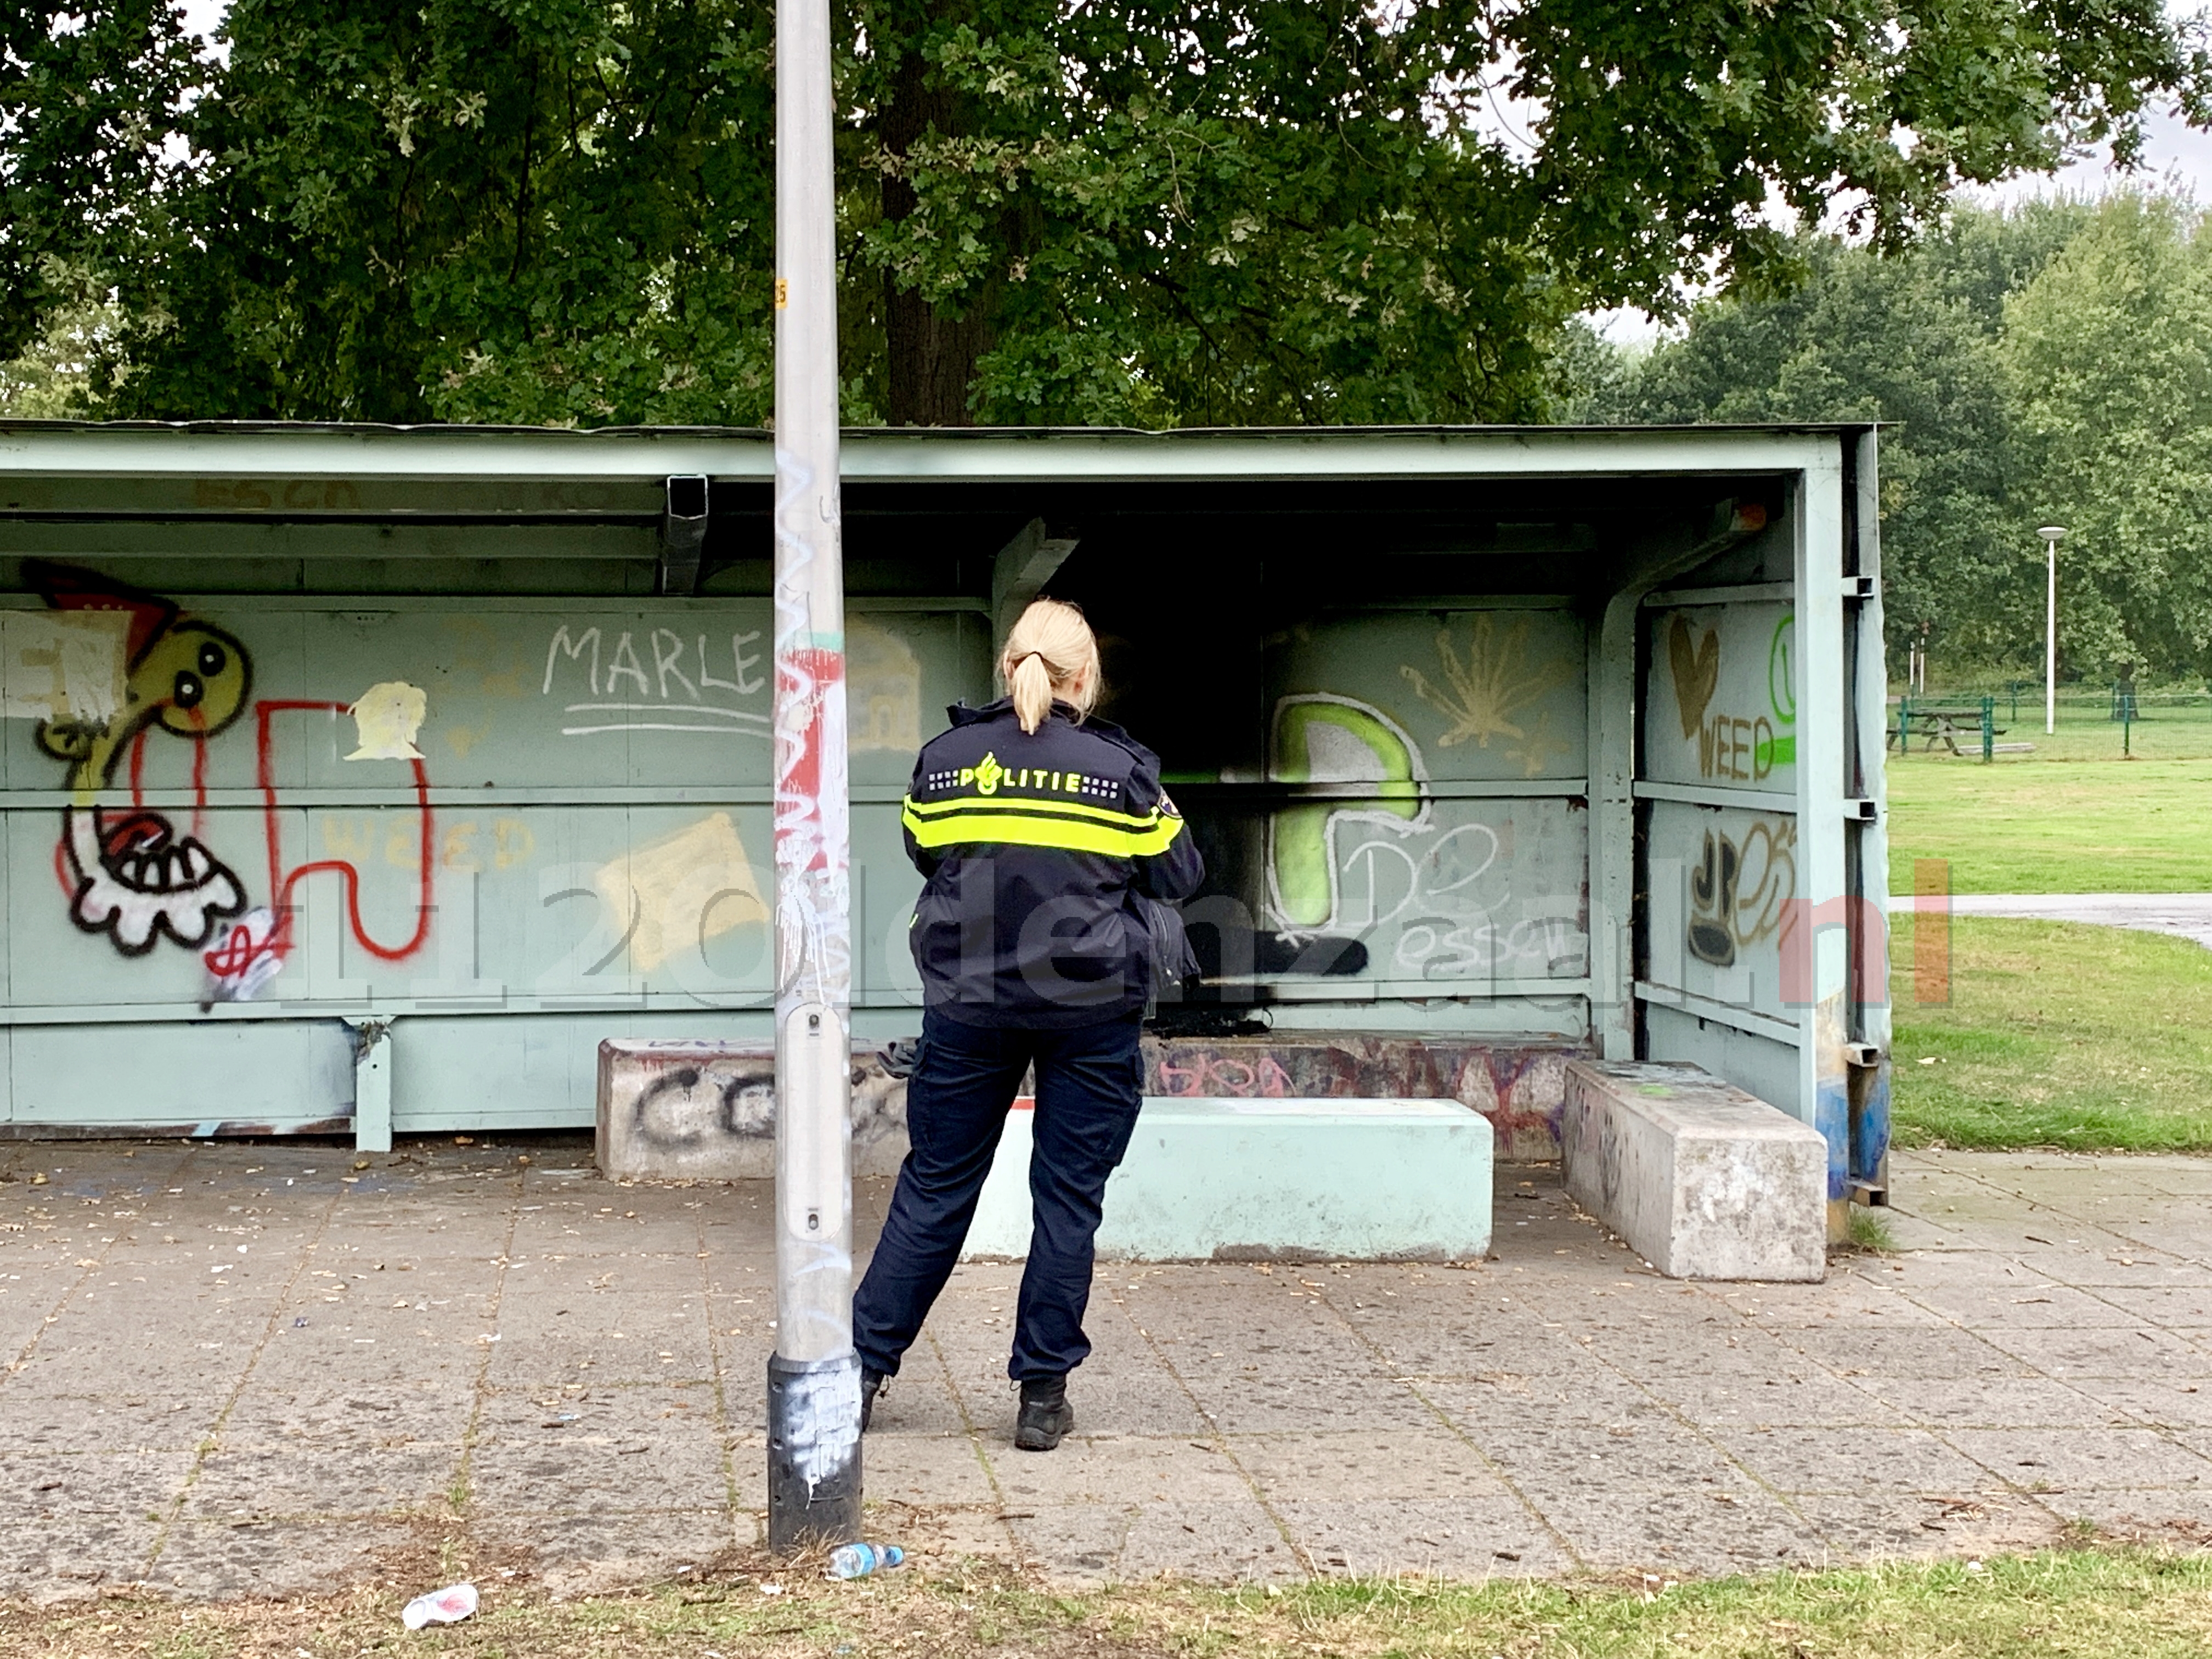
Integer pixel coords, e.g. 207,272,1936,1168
5,1139,2212,1600
1926,893,2212,950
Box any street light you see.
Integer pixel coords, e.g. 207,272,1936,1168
2038,526,2067,736
766,0,861,1553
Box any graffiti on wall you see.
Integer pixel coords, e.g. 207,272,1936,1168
1382,829,1587,980
627,1049,906,1152
607,1036,1576,1176
345,682,427,760
1262,687,1586,981
847,621,923,752
0,607,127,724
538,613,918,753
12,564,440,994
1401,614,1579,777
205,693,437,995
13,575,956,1000
1266,695,1430,932
1684,816,1797,969
591,812,769,975
20,561,255,955
543,622,770,740
1667,611,1797,783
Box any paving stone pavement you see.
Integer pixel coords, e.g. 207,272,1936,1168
4,1137,2212,1599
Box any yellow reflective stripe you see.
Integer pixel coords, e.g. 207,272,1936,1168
900,792,1163,831
902,805,1186,858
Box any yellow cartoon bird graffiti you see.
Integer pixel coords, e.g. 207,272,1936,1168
26,562,254,955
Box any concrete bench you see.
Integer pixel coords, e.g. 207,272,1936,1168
1561,1059,1825,1281
961,1097,1493,1262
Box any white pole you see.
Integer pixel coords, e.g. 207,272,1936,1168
2045,543,2056,735
766,0,860,1552
2039,527,2066,737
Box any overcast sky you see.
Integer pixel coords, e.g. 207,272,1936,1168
1978,103,2212,207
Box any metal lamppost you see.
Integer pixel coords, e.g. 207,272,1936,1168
766,0,862,1553
2039,526,2067,736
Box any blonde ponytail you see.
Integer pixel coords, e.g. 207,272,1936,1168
1000,599,1101,735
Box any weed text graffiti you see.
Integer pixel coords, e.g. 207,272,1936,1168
1667,612,1797,782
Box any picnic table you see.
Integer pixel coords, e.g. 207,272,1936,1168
1888,698,2001,757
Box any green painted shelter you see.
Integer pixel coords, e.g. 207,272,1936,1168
0,422,1891,1203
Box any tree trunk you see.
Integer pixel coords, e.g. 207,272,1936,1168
880,29,993,426
885,284,994,426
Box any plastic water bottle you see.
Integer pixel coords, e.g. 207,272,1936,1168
400,1582,479,1629
827,1542,904,1579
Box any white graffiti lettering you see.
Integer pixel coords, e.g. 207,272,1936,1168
543,625,601,696
1339,816,1587,980
543,621,772,741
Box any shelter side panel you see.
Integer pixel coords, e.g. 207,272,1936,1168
1642,600,1797,795
1183,796,1591,995
1265,607,1589,786
1643,1003,1801,1118
5,1020,353,1131
1163,605,1594,998
1641,797,1802,1030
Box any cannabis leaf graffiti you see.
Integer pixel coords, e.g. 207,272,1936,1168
1401,616,1577,752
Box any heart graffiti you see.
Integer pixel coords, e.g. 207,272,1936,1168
1668,614,1720,739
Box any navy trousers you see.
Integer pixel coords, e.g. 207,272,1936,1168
853,1008,1144,1382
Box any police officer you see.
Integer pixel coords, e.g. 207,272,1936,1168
854,598,1204,1451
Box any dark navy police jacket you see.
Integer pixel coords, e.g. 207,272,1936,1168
902,697,1205,1027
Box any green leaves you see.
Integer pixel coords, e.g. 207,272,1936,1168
0,1,204,361
2001,195,2212,679
97,0,781,424
1608,194,2212,682
4,0,2208,428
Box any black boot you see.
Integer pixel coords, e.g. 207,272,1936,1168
861,1368,887,1432
1014,1376,1075,1452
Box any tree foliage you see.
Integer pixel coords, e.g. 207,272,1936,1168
1604,195,2212,683
106,0,781,426
2002,196,2212,680
6,0,2210,426
0,1,199,365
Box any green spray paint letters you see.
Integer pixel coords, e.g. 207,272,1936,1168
1266,696,1427,930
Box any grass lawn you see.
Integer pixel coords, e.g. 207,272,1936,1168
1891,916,2212,1150
1886,754,2212,895
1885,691,2212,896
10,1549,2212,1658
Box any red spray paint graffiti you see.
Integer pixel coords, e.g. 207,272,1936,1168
771,641,851,1016
21,565,437,987
199,699,437,985
774,646,845,875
